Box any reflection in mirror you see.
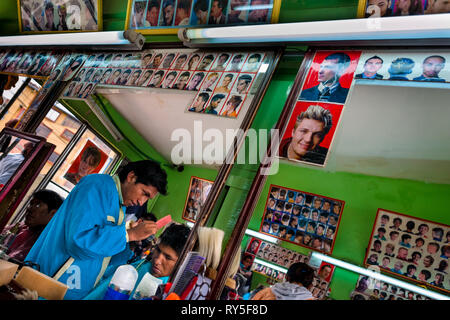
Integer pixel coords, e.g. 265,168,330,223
0,135,35,190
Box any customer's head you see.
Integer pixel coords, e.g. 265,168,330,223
285,262,316,288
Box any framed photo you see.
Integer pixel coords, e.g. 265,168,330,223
364,208,450,293
63,139,108,186
260,184,344,254
357,0,450,18
182,176,214,222
18,0,103,33
125,0,280,34
351,275,432,300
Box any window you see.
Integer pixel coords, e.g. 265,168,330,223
61,129,75,141
35,124,52,138
45,109,60,122
62,116,81,130
48,151,60,164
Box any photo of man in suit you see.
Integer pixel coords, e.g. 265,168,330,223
355,56,384,80
299,52,352,104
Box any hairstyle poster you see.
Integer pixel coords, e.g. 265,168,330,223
364,208,450,293
299,50,361,105
278,101,344,167
355,50,450,83
260,185,344,254
362,0,450,18
351,275,434,300
19,0,101,33
63,139,108,187
182,176,214,222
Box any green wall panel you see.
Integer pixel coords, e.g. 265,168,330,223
279,0,360,23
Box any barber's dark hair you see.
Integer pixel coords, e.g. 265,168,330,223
286,262,315,287
118,160,168,195
33,189,64,213
159,223,191,256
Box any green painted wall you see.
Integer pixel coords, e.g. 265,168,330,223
247,163,450,299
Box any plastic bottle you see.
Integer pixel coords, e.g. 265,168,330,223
103,265,138,300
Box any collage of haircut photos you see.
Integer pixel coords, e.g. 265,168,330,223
355,51,450,83
19,0,99,32
244,237,336,299
129,0,273,29
182,176,213,222
364,209,450,293
0,49,63,78
279,50,361,167
61,49,267,118
364,0,450,18
260,185,344,254
350,275,434,300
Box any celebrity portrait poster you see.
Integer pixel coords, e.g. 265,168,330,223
278,101,344,166
63,140,108,186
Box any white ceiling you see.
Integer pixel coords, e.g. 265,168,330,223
98,81,450,185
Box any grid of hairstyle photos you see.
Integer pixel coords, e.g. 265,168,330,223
187,52,265,118
350,275,433,300
181,176,214,222
252,262,286,283
363,0,450,18
354,51,450,83
0,49,63,78
364,209,450,293
18,0,100,32
260,185,344,254
247,238,334,299
128,0,274,29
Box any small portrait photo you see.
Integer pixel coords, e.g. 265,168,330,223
247,0,271,23
188,91,210,113
175,0,193,25
227,0,249,24
274,200,284,212
126,69,144,86
328,214,338,227
242,53,264,72
63,81,77,97
106,68,122,85
99,68,113,84
70,82,85,98
298,219,307,232
284,202,293,214
292,205,301,217
315,223,326,237
199,72,221,91
150,52,166,69
413,55,447,82
269,186,279,199
294,230,305,244
246,238,261,255
63,140,107,187
374,227,387,241
267,197,276,210
366,253,379,266
172,53,189,70
208,0,229,24
159,0,176,26
184,53,203,70
191,0,210,25
39,52,63,77
16,51,33,74
131,0,147,28
115,69,132,86
78,83,95,99
318,211,329,224
148,70,166,87
141,52,154,68
307,221,316,234
355,55,385,80
263,209,273,222
161,53,177,69
295,192,305,205
326,226,335,240
312,197,323,211
144,0,161,27
318,263,334,282
387,57,415,80
172,71,192,90
101,54,113,68
288,216,298,229
203,93,226,115
310,209,320,222
160,70,179,88
220,94,244,118
226,53,247,72
137,69,155,86
278,101,344,166
270,223,280,236
211,53,231,71
301,207,311,219
185,71,206,90
299,51,361,104
110,53,124,68
90,69,104,83
231,73,254,95
197,54,216,71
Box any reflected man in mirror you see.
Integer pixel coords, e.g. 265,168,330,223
0,141,34,188
64,146,102,185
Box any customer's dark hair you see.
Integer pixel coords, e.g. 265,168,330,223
33,189,64,213
286,262,315,288
118,160,168,195
159,223,191,256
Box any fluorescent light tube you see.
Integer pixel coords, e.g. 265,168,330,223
245,229,279,244
253,258,288,273
311,252,449,300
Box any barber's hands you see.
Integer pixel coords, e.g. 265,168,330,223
251,287,276,300
127,220,157,242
